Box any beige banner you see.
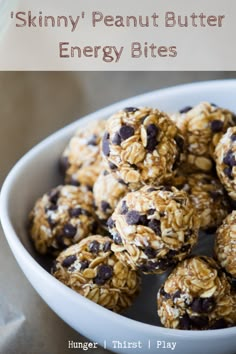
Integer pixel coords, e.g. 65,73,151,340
0,0,235,70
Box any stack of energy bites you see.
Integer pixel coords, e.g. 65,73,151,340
29,103,236,329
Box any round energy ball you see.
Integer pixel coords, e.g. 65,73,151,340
101,107,184,190
60,120,106,188
215,211,236,278
170,172,230,231
93,171,129,221
215,127,236,200
171,102,235,172
29,185,97,255
108,185,199,274
157,256,236,330
52,235,141,312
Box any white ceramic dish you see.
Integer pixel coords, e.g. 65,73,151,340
1,80,236,354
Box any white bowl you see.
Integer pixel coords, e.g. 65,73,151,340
1,80,236,354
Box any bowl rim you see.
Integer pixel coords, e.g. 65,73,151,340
1,78,236,338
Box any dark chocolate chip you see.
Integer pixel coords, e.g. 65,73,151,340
94,264,113,285
124,107,138,113
146,124,158,138
45,204,58,212
148,219,161,235
112,132,121,145
139,215,148,226
211,103,218,107
231,134,236,142
180,244,191,253
223,150,236,167
118,178,127,186
88,240,100,253
119,125,135,141
126,210,140,225
175,135,184,152
190,316,209,329
91,221,98,234
103,241,111,252
147,208,155,215
161,186,173,192
55,235,67,249
160,286,171,299
190,297,215,313
63,224,77,238
146,137,157,152
179,106,192,114
87,134,98,146
108,161,117,170
69,207,82,217
113,233,122,245
173,290,181,299
120,200,128,215
210,120,224,132
103,170,109,176
48,190,60,204
224,166,233,179
47,216,57,228
101,201,111,212
107,217,115,228
179,314,191,329
80,260,89,270
210,318,228,329
209,190,222,201
167,249,178,257
144,246,156,258
62,255,77,268
147,187,157,192
102,132,110,156
59,156,70,174
69,178,80,187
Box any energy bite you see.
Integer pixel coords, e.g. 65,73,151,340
157,256,236,330
29,185,97,255
93,171,129,221
52,235,141,312
215,127,236,200
215,211,236,278
109,185,199,274
171,102,235,172
60,120,106,188
102,107,184,190
170,173,230,231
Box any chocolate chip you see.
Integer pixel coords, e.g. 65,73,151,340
223,151,236,167
63,224,77,238
103,241,111,252
47,216,57,228
146,137,157,152
88,240,100,253
231,134,236,142
101,201,111,212
103,170,109,176
69,207,82,217
190,316,209,329
179,106,192,114
45,204,58,212
94,264,113,285
69,178,80,187
107,217,115,228
48,190,60,204
126,210,140,225
108,161,117,170
55,235,67,249
210,319,228,329
211,103,218,107
180,244,191,253
224,166,233,179
175,135,184,152
119,125,135,141
91,221,98,234
146,124,158,138
173,290,181,299
160,286,171,299
102,132,110,156
59,156,70,174
118,178,127,186
80,260,89,270
190,297,215,313
148,219,161,234
62,255,77,268
147,208,155,215
139,215,148,225
120,200,128,215
87,134,98,146
209,190,222,201
161,186,173,192
179,314,191,329
112,133,121,145
113,233,122,245
144,246,156,258
124,107,138,113
210,120,224,132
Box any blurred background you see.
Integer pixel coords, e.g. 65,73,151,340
0,71,236,354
